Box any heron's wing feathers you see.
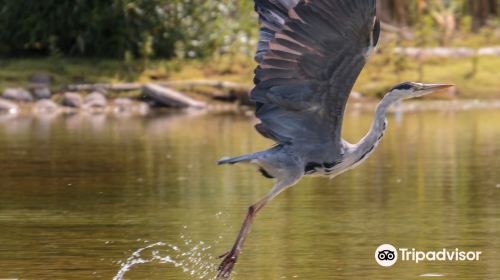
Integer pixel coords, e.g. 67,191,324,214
252,0,379,151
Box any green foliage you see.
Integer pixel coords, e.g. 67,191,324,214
0,1,125,57
0,0,255,59
0,0,497,60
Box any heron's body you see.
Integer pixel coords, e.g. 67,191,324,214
216,0,451,278
221,100,389,180
249,134,380,179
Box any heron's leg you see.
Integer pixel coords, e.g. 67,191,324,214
217,176,301,279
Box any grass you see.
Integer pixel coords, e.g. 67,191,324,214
1,51,500,100
0,56,254,88
358,53,500,99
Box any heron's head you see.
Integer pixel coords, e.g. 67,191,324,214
388,82,453,100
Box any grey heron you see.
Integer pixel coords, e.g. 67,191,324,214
217,0,452,278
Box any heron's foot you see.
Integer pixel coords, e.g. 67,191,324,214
216,250,238,279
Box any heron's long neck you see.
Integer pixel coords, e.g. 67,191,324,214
354,94,396,156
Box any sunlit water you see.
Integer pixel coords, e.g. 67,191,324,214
0,107,499,279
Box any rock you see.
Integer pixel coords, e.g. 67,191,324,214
33,99,59,114
2,88,33,102
112,98,150,116
83,92,107,109
94,87,108,95
113,98,132,112
62,92,84,108
29,72,52,86
0,98,18,113
32,87,52,99
142,84,206,109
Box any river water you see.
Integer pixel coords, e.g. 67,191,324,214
0,108,498,279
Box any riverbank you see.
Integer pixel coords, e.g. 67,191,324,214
1,50,500,105
2,98,500,120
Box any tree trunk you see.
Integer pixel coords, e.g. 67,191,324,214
469,0,498,31
377,0,411,26
378,0,499,30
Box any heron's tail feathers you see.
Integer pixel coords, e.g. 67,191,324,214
217,151,265,165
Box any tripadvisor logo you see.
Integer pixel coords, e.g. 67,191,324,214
375,244,482,267
375,244,398,267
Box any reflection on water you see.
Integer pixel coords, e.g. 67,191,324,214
0,108,499,279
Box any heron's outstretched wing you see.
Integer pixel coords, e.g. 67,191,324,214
252,0,379,156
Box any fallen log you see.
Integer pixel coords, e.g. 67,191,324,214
65,83,142,92
160,80,253,106
142,84,206,109
159,80,251,91
64,80,255,107
65,80,252,93
394,46,500,58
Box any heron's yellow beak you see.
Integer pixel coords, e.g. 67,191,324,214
422,84,454,92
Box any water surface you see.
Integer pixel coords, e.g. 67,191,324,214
0,108,499,279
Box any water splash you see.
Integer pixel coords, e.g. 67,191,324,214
113,239,218,280
113,242,168,280
113,217,232,280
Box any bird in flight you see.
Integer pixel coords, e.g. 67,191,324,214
217,0,451,278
